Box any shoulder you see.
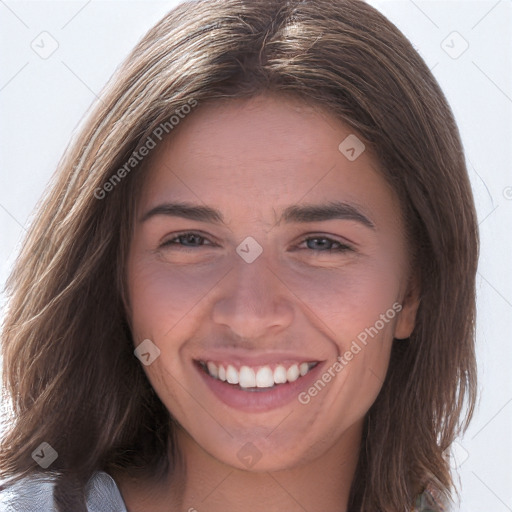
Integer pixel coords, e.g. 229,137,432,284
84,471,128,511
0,472,56,511
0,470,127,512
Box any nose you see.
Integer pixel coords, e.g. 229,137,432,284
211,253,294,342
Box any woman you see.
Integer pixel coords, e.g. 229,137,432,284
0,0,478,511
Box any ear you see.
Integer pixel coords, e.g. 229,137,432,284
394,273,421,340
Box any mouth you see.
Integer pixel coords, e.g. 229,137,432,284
194,357,324,412
197,360,319,391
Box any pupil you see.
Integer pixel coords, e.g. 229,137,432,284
185,234,199,245
309,238,329,250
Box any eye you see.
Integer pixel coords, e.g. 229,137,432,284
298,235,353,253
160,231,214,250
159,232,353,253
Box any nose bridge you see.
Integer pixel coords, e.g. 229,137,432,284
233,255,273,311
211,249,293,338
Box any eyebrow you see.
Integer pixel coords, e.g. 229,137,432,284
139,200,375,229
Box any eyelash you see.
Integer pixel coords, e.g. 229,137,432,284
159,231,353,253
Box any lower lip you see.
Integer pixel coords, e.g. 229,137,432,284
195,361,325,412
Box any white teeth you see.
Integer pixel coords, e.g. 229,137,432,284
256,367,274,388
202,360,316,388
207,361,218,379
286,364,300,382
273,365,287,384
239,366,256,388
226,364,239,385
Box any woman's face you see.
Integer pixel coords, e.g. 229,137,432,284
126,94,418,471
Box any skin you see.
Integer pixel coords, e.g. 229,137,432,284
119,93,419,512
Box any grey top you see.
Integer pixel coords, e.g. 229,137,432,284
0,471,128,511
0,470,449,511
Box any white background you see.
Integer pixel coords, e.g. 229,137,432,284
1,1,511,510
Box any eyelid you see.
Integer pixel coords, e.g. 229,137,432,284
159,230,217,248
293,234,354,252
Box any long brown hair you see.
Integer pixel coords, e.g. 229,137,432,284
0,0,478,510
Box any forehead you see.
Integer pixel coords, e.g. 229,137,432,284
137,94,400,227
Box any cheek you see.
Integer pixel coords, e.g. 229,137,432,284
280,255,402,345
126,255,226,413
281,257,400,404
127,255,225,340
291,263,398,441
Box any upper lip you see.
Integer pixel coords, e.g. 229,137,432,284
193,350,323,368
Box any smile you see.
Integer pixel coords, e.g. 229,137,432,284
198,360,319,390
